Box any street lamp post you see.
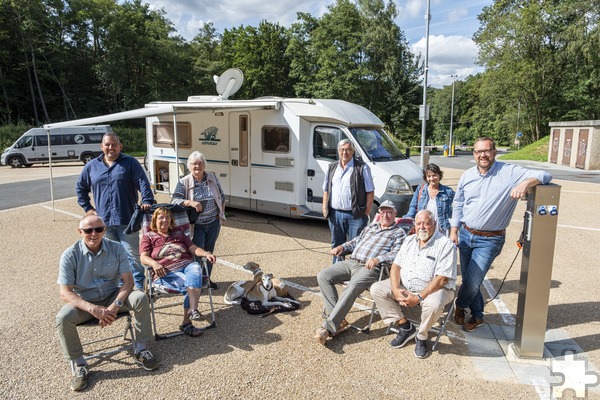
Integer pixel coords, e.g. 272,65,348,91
419,0,431,169
448,74,459,157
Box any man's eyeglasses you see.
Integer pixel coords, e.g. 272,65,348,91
81,226,105,234
473,149,494,156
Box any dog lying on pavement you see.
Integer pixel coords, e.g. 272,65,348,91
224,262,299,309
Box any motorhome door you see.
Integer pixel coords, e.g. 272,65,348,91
306,125,348,214
228,112,251,209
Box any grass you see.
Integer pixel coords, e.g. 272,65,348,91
498,135,550,162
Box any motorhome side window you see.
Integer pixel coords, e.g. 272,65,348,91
152,122,191,148
262,126,290,153
313,126,347,161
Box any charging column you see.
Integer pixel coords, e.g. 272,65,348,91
513,183,561,359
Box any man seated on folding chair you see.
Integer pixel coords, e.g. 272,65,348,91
314,200,406,345
56,215,158,392
370,209,456,359
140,207,217,338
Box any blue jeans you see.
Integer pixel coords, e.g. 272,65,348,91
105,225,144,290
154,262,202,309
328,210,368,263
455,228,505,320
193,218,221,277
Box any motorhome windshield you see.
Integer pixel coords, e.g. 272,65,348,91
350,128,406,162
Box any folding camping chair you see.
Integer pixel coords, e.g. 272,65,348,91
70,311,136,372
141,205,216,340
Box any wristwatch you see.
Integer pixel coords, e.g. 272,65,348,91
114,299,124,307
416,293,424,303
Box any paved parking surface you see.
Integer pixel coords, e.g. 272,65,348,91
0,163,599,399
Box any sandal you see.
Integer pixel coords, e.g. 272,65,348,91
188,309,205,321
179,322,203,337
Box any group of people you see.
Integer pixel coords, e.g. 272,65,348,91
57,132,226,391
55,133,552,391
315,137,551,359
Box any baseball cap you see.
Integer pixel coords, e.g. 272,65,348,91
379,200,396,210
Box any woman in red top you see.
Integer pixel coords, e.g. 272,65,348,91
140,207,217,337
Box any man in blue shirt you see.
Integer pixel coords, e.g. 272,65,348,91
56,215,158,391
76,132,154,289
322,139,375,262
449,137,552,332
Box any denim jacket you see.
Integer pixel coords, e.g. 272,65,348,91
403,183,455,231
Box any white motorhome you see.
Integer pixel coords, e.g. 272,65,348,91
1,125,113,168
144,96,423,219
43,70,423,219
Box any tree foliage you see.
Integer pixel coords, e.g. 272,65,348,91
3,0,598,149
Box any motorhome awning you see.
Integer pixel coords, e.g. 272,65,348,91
43,100,281,129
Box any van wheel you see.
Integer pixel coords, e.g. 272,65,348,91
8,156,24,168
81,154,94,164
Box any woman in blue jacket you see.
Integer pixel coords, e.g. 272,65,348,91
403,163,454,235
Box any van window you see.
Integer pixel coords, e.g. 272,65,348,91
152,122,191,148
313,126,347,161
262,126,289,153
63,133,103,145
15,136,33,149
36,134,62,146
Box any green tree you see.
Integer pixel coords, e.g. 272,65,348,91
97,0,194,110
219,21,294,99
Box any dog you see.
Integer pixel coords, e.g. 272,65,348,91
224,262,299,308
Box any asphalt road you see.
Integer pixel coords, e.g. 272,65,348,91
414,151,600,184
0,174,78,210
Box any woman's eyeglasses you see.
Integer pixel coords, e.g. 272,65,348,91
81,227,105,234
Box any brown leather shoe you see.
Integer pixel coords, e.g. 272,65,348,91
331,319,350,337
463,316,484,332
453,303,466,325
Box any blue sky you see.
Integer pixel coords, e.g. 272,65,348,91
143,0,494,88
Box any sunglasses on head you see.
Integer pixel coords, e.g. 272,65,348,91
81,226,105,234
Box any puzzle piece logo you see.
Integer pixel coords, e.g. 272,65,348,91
551,350,599,398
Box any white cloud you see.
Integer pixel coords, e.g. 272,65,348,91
142,0,485,88
411,35,482,87
146,0,327,39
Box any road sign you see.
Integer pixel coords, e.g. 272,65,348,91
516,131,523,138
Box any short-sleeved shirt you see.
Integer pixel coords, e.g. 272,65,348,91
57,238,131,302
394,231,457,292
140,230,194,279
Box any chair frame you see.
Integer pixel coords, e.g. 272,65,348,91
70,311,136,372
146,258,216,340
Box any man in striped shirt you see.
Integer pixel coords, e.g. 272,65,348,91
315,200,406,345
449,137,552,332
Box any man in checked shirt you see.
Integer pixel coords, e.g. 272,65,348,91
314,200,406,345
449,137,552,332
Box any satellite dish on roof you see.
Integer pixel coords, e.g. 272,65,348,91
213,68,244,100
